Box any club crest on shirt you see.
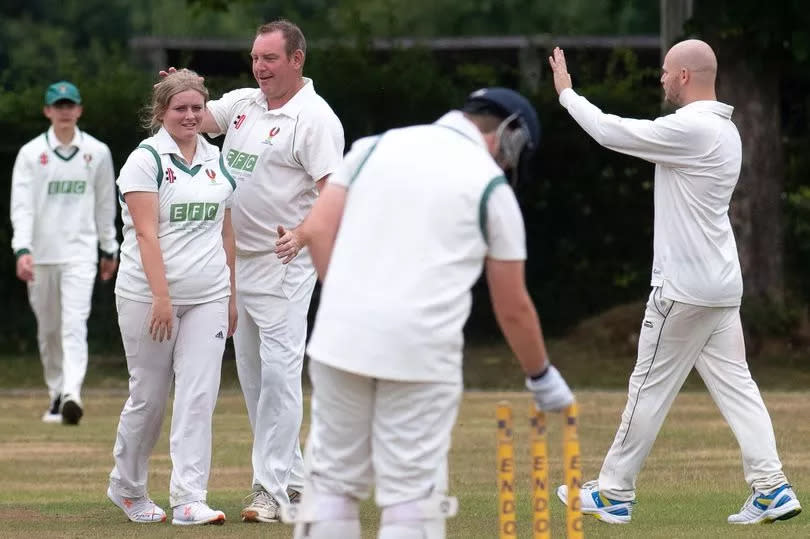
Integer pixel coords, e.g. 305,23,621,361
206,169,217,183
262,126,281,145
39,152,48,166
233,114,247,129
83,153,93,169
166,168,176,184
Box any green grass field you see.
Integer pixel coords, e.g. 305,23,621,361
0,386,806,538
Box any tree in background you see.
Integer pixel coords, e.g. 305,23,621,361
687,1,810,338
2,0,810,353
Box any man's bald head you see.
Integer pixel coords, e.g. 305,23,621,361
660,39,718,107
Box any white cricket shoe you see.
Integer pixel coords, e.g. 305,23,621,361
107,486,166,523
728,484,802,524
557,480,633,524
172,501,226,526
241,487,279,522
42,395,61,423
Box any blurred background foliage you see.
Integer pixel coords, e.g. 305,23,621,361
0,0,809,367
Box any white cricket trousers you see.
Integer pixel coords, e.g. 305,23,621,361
27,262,96,403
234,252,315,504
305,360,462,509
108,296,228,507
599,287,788,500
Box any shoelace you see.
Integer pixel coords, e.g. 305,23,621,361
127,497,163,519
579,480,636,507
178,501,210,518
243,489,276,509
734,492,763,518
739,492,756,510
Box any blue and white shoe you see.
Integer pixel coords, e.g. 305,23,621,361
727,484,801,524
556,480,633,524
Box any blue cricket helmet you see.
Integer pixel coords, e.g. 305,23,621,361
461,87,540,186
462,87,540,150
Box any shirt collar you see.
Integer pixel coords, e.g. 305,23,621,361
154,126,217,167
434,111,488,149
46,126,81,150
676,100,734,119
253,77,315,118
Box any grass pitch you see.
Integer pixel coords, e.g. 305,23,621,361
0,388,807,538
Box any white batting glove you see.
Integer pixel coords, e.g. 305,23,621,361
525,365,574,412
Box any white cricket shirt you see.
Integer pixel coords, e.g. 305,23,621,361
206,78,344,255
560,88,744,307
307,111,527,383
115,128,235,305
10,126,119,263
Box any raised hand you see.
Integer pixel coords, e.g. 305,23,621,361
548,46,573,95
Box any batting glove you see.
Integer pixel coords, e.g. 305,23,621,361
525,365,574,412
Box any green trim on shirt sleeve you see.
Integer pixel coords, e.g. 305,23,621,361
349,137,382,186
14,248,31,259
478,175,507,243
137,144,163,188
219,154,236,190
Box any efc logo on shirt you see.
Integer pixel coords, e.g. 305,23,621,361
48,180,86,194
225,149,258,172
170,202,219,222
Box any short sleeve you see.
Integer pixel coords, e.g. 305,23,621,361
294,107,345,182
206,88,257,136
485,182,527,261
117,147,160,195
329,135,381,189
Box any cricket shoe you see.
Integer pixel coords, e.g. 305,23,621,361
557,480,633,524
107,486,166,523
727,484,802,524
172,501,226,526
42,395,61,423
61,395,83,426
241,487,279,522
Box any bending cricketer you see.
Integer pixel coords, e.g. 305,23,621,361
550,41,802,524
11,80,119,425
107,69,235,526
277,88,575,539
195,19,344,522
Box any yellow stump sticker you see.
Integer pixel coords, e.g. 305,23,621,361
530,405,550,539
563,403,584,539
496,399,584,538
497,402,517,538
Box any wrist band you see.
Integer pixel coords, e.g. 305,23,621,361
529,365,550,381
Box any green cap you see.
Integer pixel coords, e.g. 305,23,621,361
45,81,81,105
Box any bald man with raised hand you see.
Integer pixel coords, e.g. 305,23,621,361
549,40,802,525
